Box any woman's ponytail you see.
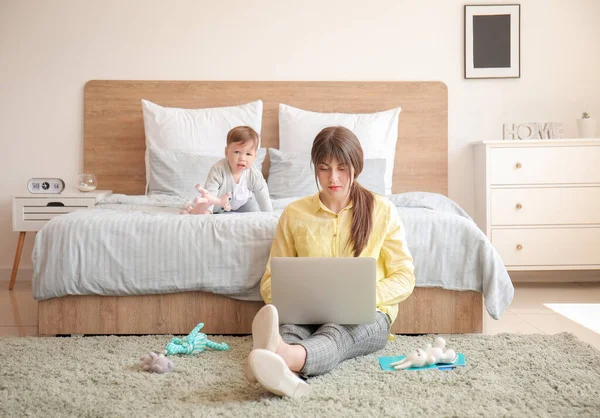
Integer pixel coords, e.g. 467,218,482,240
348,180,374,257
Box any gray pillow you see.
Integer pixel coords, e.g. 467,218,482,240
357,158,387,195
267,148,386,199
148,147,266,197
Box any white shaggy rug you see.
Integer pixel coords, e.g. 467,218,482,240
1,333,599,417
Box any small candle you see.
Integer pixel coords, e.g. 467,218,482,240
78,184,96,192
78,174,98,192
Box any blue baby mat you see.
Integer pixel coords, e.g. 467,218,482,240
378,353,466,371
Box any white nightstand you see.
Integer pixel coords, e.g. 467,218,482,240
9,190,112,290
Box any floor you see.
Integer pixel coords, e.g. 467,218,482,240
2,280,599,350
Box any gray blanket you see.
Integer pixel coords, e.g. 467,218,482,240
32,192,513,319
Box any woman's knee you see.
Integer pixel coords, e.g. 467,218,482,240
313,323,349,349
280,323,313,344
370,313,391,350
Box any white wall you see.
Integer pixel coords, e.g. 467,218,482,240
1,0,599,274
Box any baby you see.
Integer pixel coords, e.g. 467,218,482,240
180,126,273,215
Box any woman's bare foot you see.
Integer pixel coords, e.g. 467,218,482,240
246,305,307,383
275,336,307,373
248,349,311,398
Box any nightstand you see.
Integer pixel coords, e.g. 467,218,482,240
9,190,112,290
472,139,600,272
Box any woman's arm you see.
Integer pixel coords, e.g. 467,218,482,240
377,203,416,306
260,209,296,303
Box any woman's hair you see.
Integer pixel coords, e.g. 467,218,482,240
311,126,375,257
226,126,259,150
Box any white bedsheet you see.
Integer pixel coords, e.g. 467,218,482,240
32,193,513,319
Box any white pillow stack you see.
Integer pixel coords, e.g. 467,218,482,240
141,99,263,194
278,104,401,195
140,99,400,198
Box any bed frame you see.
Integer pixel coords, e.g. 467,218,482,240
38,81,482,335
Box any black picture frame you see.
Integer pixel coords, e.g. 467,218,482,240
464,4,521,79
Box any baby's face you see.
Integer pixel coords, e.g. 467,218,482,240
225,142,257,175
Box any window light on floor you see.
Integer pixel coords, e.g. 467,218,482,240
543,304,600,334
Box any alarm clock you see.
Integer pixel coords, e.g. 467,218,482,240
27,178,65,194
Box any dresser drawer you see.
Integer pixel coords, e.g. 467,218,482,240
490,146,600,185
491,228,600,267
490,187,600,226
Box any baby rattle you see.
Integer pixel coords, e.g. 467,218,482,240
165,322,229,355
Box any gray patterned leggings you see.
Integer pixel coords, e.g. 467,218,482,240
280,311,391,377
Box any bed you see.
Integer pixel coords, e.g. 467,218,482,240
35,81,513,335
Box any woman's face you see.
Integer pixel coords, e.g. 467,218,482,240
317,157,353,201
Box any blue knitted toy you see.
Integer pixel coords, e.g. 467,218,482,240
165,323,229,355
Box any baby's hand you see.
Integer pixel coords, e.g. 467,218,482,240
221,193,232,211
195,184,209,197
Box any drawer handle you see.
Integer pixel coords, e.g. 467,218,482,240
46,202,65,207
516,203,523,210
516,244,523,251
515,162,522,169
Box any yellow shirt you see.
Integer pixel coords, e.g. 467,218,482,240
260,193,415,325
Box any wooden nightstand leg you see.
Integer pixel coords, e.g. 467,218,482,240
9,232,26,290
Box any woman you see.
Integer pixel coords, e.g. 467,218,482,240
246,126,415,397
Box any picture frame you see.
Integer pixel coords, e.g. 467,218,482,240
464,4,520,79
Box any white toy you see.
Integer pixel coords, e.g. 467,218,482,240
139,351,174,374
390,337,457,370
179,184,231,215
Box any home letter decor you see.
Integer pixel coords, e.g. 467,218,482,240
503,123,563,140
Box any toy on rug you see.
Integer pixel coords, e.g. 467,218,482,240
390,337,457,370
139,351,174,374
165,322,230,355
179,184,231,215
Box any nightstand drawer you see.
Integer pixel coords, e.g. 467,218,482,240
24,212,80,221
18,197,95,208
490,146,600,185
490,187,600,226
491,228,600,267
13,197,96,231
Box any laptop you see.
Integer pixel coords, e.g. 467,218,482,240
271,257,377,325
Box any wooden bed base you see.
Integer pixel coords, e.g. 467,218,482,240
36,80,485,335
38,287,482,335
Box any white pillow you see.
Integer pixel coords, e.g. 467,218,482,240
267,148,386,199
148,147,266,197
142,99,263,192
278,104,401,195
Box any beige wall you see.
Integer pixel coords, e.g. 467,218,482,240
1,0,599,274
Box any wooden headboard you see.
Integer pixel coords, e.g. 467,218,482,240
84,81,447,195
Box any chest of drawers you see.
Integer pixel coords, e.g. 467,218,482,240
473,139,600,271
